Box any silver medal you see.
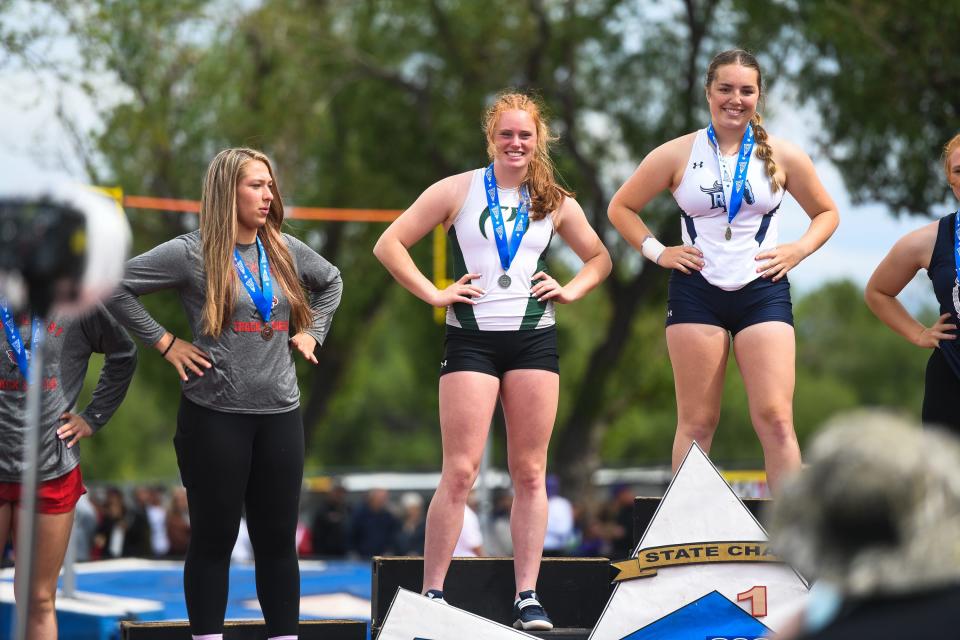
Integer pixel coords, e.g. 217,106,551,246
498,274,512,288
725,225,732,241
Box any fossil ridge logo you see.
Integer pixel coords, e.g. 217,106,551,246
700,180,756,213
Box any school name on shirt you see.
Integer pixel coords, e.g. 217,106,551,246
0,377,58,392
233,320,289,334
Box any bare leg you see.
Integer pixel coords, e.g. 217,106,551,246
665,324,730,471
12,508,75,640
421,371,500,593
499,369,559,597
733,321,800,492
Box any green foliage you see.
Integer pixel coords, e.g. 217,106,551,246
3,1,942,485
766,0,960,215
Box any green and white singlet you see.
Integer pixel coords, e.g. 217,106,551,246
445,168,556,331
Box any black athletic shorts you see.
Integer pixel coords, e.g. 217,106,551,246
922,347,960,435
666,270,793,335
440,325,559,378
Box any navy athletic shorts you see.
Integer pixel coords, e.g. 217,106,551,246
440,325,559,378
666,271,793,335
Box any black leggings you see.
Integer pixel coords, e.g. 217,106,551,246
175,396,304,637
923,348,960,436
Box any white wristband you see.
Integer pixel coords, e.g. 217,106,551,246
641,235,666,265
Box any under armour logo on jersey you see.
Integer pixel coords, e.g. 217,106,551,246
440,360,447,368
667,309,673,318
692,161,703,169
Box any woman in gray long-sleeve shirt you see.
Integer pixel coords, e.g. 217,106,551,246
0,303,136,639
109,148,342,640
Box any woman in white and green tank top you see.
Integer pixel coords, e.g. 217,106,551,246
374,92,610,630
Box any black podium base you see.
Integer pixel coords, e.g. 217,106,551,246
120,619,366,640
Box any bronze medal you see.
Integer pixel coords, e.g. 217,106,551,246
498,274,512,288
260,323,274,341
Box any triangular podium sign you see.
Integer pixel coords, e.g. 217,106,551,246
590,443,808,639
377,588,539,640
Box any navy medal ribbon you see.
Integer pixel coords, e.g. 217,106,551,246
706,123,754,240
233,237,274,335
1,299,43,381
952,211,960,314
483,163,531,287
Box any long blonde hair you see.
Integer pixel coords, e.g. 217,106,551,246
705,49,781,193
483,92,573,221
199,148,311,337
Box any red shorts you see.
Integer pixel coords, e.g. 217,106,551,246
0,466,86,514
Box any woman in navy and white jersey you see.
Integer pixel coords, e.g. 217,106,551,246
865,134,960,433
608,49,839,492
374,92,610,630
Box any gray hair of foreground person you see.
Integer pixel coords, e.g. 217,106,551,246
770,411,960,597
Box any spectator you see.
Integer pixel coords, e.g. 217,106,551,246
543,475,575,556
311,483,350,557
771,411,960,639
93,487,151,558
165,486,191,557
486,489,514,557
349,488,399,557
137,485,170,557
394,492,426,556
607,484,637,560
453,495,484,558
71,492,99,562
574,515,609,558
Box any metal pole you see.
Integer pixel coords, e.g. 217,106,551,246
14,324,44,640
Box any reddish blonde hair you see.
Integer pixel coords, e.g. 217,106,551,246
483,92,572,221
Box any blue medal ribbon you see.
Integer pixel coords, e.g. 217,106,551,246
706,123,754,224
233,236,274,324
1,299,42,381
952,211,960,316
954,210,959,285
483,163,530,273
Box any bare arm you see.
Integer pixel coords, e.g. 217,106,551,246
531,197,611,303
607,134,704,273
756,138,840,281
865,223,955,347
373,172,485,306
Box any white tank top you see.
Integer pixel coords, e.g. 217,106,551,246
671,128,784,290
445,169,556,331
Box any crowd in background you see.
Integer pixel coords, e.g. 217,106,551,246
0,475,671,567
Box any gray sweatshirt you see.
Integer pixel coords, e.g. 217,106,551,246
108,230,342,414
0,305,137,482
